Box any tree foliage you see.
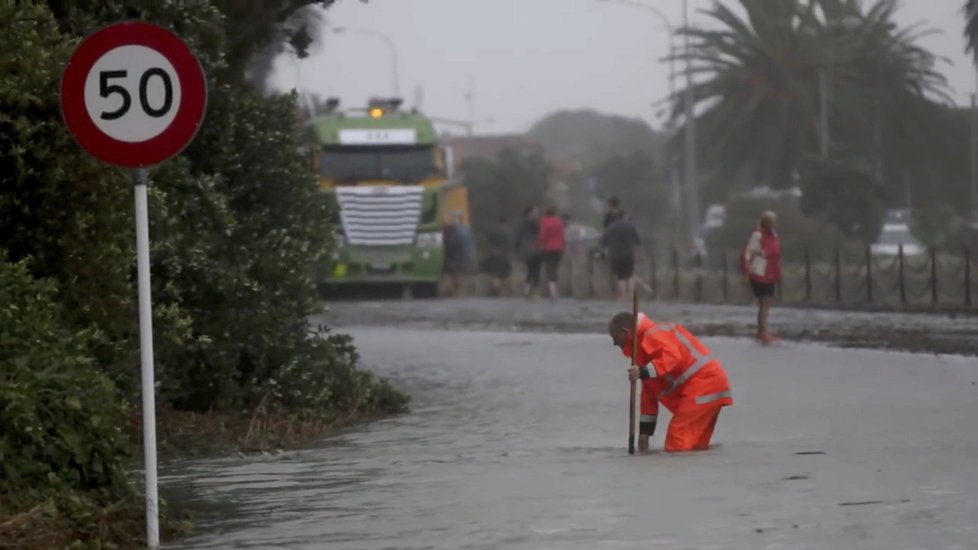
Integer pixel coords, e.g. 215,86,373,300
799,158,889,242
0,257,131,506
528,109,666,168
591,151,673,247
677,0,948,191
462,147,552,245
2,1,404,543
965,0,978,65
704,194,858,262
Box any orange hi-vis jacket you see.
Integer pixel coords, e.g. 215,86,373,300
623,313,733,426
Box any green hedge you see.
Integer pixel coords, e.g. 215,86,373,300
0,257,131,509
1,5,407,542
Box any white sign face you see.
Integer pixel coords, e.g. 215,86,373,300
83,45,182,143
339,128,417,145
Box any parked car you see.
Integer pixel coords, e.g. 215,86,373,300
565,223,601,256
702,204,726,232
870,210,924,256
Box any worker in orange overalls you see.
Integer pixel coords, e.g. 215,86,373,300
608,312,733,453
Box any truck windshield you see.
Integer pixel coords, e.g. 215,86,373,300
319,146,438,182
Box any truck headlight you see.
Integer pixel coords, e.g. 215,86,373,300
416,232,442,248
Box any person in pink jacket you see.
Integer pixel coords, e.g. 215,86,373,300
740,211,781,345
536,206,566,300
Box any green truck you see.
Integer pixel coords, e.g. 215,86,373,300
309,98,470,296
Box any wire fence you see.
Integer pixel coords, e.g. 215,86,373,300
486,244,977,312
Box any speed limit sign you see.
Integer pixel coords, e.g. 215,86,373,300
60,21,207,167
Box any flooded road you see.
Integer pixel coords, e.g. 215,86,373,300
164,328,978,549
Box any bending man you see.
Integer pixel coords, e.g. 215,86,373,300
608,312,733,453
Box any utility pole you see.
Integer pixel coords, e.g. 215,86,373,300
819,68,829,157
972,92,978,224
465,76,475,136
593,0,679,245
682,0,700,253
873,70,883,180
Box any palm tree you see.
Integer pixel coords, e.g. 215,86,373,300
675,0,947,190
827,1,950,177
965,0,978,62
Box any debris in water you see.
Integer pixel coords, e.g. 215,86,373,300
838,498,910,507
838,500,886,506
782,474,810,480
794,451,826,455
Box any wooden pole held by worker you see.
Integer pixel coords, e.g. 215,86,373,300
628,288,639,454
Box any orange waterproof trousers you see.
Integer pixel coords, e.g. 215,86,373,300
664,405,722,452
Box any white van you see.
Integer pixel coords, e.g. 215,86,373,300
870,210,924,256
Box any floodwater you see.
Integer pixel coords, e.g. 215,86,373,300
163,328,978,549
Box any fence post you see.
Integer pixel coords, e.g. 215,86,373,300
930,246,938,306
804,247,812,302
587,252,594,299
834,247,842,302
898,244,906,305
694,252,703,302
865,244,873,303
721,250,729,302
671,245,680,300
966,246,973,307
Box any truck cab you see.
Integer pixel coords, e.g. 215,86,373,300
310,98,470,296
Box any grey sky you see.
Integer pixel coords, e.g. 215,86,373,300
270,0,977,135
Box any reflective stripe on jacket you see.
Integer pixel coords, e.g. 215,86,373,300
626,313,733,417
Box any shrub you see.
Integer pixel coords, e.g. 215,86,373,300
705,194,861,262
0,257,130,508
799,159,889,243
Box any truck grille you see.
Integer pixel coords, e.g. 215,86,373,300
336,186,423,246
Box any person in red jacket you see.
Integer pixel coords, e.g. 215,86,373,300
740,210,781,345
536,206,566,300
609,312,733,453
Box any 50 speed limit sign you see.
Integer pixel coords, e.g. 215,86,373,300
60,21,207,167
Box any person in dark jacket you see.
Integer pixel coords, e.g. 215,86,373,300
515,205,542,298
482,216,513,296
602,211,642,302
441,214,465,297
602,196,625,230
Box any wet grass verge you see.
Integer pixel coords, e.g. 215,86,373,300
1,397,409,549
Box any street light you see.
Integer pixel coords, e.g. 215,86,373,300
680,0,700,256
327,24,401,97
596,0,698,253
595,0,675,103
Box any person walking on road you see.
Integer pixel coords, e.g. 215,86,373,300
441,214,465,297
515,205,542,298
602,196,625,230
482,215,513,296
609,311,733,453
740,210,781,345
602,211,642,302
537,206,566,300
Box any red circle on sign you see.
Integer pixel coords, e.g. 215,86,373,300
60,21,207,168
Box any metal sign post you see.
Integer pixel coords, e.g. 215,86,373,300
131,168,159,545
